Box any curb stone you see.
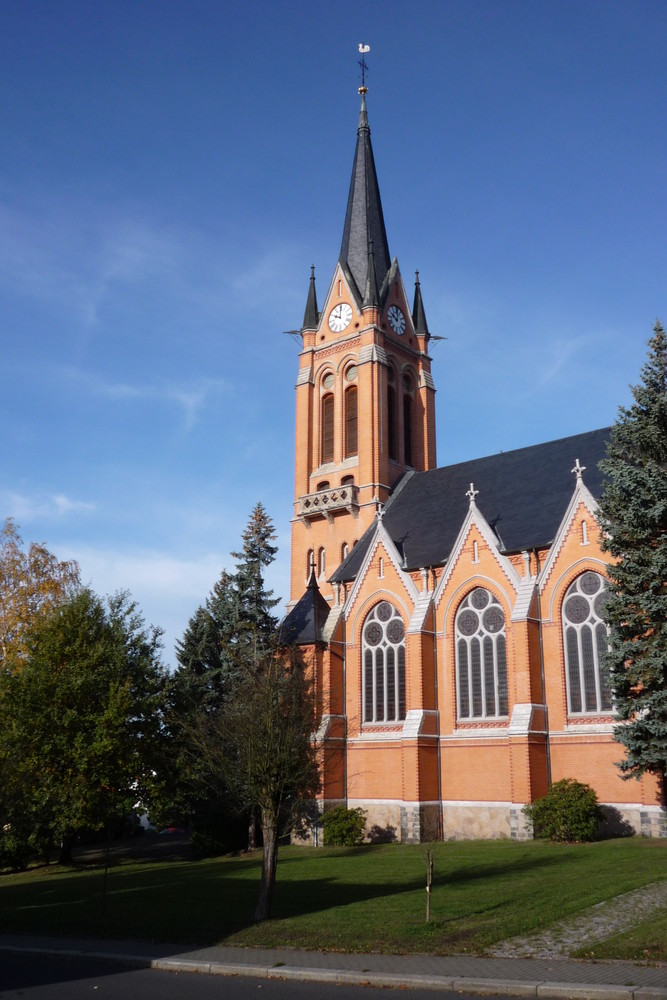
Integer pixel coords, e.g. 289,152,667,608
2,940,666,1000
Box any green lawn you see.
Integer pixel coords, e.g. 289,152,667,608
1,839,665,958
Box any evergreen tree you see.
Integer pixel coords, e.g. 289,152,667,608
231,502,280,654
596,321,667,796
164,505,281,847
173,504,279,709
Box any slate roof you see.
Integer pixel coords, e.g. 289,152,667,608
280,569,332,646
339,94,391,305
331,428,611,583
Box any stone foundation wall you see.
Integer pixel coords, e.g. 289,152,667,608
600,804,667,839
294,799,667,845
442,802,514,840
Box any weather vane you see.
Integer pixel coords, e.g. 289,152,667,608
358,42,370,94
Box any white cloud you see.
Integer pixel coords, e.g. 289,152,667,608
1,491,95,523
57,367,229,431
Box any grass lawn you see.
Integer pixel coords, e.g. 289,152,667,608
1,838,665,958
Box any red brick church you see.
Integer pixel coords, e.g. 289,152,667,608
282,86,666,841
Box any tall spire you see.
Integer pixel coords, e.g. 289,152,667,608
363,240,380,308
339,92,391,305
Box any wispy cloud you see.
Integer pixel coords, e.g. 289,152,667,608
1,491,95,523
58,367,229,431
0,200,184,329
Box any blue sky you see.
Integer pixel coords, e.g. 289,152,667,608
2,1,665,666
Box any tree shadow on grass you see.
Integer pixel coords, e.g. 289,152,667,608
0,845,582,949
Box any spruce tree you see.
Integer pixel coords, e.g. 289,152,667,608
231,502,280,656
596,321,667,797
165,505,281,846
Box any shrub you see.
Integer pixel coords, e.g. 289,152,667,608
523,778,603,842
321,806,366,846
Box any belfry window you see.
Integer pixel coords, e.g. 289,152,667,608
456,588,508,720
563,572,612,714
345,385,358,457
402,373,414,466
387,368,398,461
362,601,406,723
321,393,334,464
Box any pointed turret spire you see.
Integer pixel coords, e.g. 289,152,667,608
363,240,380,308
302,265,319,330
339,93,391,305
412,270,429,337
279,561,331,646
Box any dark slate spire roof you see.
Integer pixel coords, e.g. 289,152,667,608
363,240,380,308
280,567,331,646
339,94,391,304
412,271,429,336
331,428,611,583
302,265,319,330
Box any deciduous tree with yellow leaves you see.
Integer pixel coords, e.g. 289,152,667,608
0,518,80,670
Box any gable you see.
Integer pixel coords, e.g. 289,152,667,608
332,427,611,581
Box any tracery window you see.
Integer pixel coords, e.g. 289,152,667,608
456,588,508,719
562,572,612,714
362,601,406,723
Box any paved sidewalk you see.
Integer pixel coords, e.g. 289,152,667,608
1,934,665,999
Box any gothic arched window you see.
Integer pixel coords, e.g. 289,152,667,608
562,572,612,714
344,385,358,457
456,588,508,719
387,366,398,461
402,371,414,466
362,601,406,723
321,393,334,464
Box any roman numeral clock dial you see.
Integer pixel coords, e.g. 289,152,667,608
328,302,353,333
388,305,406,335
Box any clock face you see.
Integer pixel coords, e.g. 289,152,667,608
328,302,353,333
388,304,406,335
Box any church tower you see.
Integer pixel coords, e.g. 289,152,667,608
290,88,437,604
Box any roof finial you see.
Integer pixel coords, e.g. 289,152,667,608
571,458,586,481
358,43,370,94
466,482,479,505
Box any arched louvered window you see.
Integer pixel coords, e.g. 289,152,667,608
321,394,334,464
345,385,358,457
456,588,508,719
362,601,406,723
403,395,412,466
387,382,397,461
563,572,612,714
318,547,326,578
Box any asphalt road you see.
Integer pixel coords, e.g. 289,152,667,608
0,952,529,1000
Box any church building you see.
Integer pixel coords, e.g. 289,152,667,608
282,85,666,842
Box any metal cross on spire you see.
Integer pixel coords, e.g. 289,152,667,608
358,42,370,94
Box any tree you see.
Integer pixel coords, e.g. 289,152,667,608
173,504,280,707
231,502,280,653
195,645,320,921
596,321,667,796
0,518,80,670
0,588,166,865
165,506,282,846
